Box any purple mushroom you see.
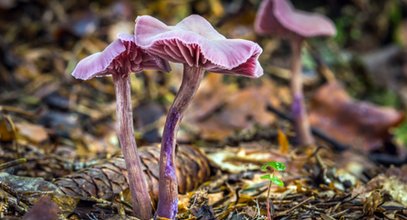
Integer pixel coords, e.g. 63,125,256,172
71,33,170,220
134,15,263,219
255,0,336,146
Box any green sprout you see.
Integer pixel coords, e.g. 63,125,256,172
261,161,286,220
261,161,286,186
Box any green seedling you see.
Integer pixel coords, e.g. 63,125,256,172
261,161,286,220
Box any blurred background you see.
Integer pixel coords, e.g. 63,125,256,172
1,0,407,219
1,0,407,161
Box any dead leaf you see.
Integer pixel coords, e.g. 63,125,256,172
309,82,404,152
185,73,236,121
15,122,48,144
185,77,283,141
207,145,287,173
0,114,16,142
278,129,290,154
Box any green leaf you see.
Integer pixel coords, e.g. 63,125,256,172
261,164,270,172
266,161,286,171
270,176,284,187
260,174,272,180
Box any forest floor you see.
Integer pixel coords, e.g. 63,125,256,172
0,0,406,219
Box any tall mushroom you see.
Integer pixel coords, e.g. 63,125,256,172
71,33,170,220
134,15,263,219
255,0,336,146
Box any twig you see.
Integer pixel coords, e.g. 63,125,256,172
369,152,407,166
0,158,27,170
277,196,314,216
330,209,349,218
0,105,36,117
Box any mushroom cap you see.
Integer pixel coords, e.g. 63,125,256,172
71,33,170,80
255,0,336,39
134,15,263,78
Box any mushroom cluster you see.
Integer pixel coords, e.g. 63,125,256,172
71,15,263,219
71,1,336,218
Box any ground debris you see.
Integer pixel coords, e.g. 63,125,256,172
1,0,406,219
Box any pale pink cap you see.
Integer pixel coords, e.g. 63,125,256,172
72,33,170,80
255,0,336,39
135,15,263,78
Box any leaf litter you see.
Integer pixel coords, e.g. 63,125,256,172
0,0,406,219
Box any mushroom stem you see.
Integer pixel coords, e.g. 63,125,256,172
113,73,152,220
157,65,205,219
290,39,314,146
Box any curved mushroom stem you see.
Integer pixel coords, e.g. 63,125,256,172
113,73,152,220
157,65,205,219
290,39,314,146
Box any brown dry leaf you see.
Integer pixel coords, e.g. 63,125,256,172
207,145,287,173
185,73,237,121
220,82,276,128
15,122,48,144
0,114,16,142
309,82,404,152
208,149,260,173
278,129,290,154
22,196,60,220
185,77,283,141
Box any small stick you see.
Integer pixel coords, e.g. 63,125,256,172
0,158,27,170
0,106,35,117
278,196,314,216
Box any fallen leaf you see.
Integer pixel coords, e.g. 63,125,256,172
309,82,404,152
207,145,287,173
185,76,283,141
15,122,48,144
0,114,16,142
278,129,290,154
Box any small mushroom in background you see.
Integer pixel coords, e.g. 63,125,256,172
255,0,336,146
71,33,170,220
134,15,263,219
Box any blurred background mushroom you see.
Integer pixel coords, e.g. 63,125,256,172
255,0,336,146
